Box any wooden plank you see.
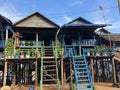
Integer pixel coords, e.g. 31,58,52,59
15,15,57,28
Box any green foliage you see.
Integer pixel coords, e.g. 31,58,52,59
69,83,75,90
56,41,64,56
15,48,21,55
5,38,14,49
4,38,14,56
30,48,36,57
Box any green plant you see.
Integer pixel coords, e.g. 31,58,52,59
15,48,21,55
69,83,75,90
36,49,40,58
4,38,14,57
56,41,64,56
30,48,36,57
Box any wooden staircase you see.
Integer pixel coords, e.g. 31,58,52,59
40,43,60,90
72,56,93,90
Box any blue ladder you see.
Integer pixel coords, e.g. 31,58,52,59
72,55,93,90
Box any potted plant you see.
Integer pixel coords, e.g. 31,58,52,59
36,49,40,58
30,48,36,58
100,45,107,56
20,50,24,59
25,50,30,58
56,41,64,57
94,45,100,56
14,48,20,59
4,38,14,59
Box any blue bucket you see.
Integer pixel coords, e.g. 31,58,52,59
29,87,34,90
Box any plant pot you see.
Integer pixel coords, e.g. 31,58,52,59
20,55,24,59
14,55,20,59
87,52,90,56
26,54,30,58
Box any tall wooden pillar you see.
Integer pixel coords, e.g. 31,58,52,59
6,30,8,40
69,57,72,84
91,58,94,83
112,57,117,84
3,60,8,86
61,56,64,88
35,60,38,90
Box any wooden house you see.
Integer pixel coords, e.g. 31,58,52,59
0,15,14,86
0,12,120,89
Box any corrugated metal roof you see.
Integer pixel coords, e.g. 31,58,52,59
0,14,12,24
64,24,111,27
101,34,120,41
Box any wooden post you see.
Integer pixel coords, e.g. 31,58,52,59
35,60,38,90
91,58,94,83
70,57,72,84
63,61,66,83
79,46,81,56
3,60,8,86
61,56,64,88
36,32,38,49
112,57,117,84
6,30,8,40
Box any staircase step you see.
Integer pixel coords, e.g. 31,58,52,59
75,64,86,67
76,68,87,70
43,69,56,71
78,83,91,86
43,65,56,67
77,75,88,78
43,79,57,81
77,88,93,90
77,79,89,82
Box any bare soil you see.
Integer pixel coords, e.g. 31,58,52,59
0,83,120,90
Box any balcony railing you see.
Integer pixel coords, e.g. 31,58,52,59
80,39,96,46
0,40,5,48
19,40,43,48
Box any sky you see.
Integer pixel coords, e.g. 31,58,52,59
0,0,120,33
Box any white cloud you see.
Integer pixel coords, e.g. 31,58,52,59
69,0,83,7
0,2,23,23
64,16,72,22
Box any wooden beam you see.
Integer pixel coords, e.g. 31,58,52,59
3,60,8,86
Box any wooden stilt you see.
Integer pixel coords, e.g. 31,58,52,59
3,60,8,86
35,60,38,90
69,57,72,84
63,61,66,83
91,58,94,83
112,57,117,85
61,56,64,88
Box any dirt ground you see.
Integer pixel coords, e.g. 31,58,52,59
0,83,120,90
